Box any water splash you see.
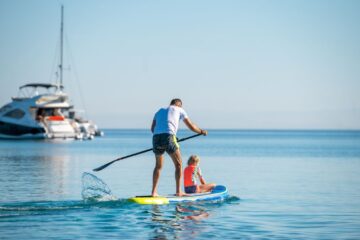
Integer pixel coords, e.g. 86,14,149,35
81,172,118,202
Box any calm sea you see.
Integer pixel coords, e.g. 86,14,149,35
0,129,360,239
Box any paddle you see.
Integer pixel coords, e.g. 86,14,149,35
93,133,203,172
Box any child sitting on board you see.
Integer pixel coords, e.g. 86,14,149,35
183,155,216,194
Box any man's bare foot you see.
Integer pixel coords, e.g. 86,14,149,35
151,192,159,197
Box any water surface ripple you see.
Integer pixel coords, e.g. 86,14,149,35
1,129,360,239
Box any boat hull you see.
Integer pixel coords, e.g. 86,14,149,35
0,120,46,139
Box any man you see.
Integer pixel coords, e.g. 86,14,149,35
151,98,208,196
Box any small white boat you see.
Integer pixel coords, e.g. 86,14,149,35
0,6,102,140
0,83,101,140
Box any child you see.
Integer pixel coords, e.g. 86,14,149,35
183,155,216,194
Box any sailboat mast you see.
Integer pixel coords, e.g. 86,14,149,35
59,5,64,90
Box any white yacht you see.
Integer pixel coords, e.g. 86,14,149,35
0,6,102,140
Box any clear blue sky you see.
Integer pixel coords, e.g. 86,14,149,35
1,0,359,129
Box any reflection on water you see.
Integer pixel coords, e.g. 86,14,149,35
149,203,212,240
0,198,229,239
176,204,209,221
0,141,71,202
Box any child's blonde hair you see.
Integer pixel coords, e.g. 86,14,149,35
187,155,200,165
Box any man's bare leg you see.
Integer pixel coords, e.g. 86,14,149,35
169,149,185,196
152,154,164,197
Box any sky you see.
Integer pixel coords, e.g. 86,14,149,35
0,0,359,129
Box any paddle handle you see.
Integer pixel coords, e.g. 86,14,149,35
93,133,203,172
177,133,202,142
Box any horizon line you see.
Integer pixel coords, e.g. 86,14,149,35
100,128,360,131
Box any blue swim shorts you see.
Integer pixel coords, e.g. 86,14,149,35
184,185,197,194
152,133,179,155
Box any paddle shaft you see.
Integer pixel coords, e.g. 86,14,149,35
93,133,203,172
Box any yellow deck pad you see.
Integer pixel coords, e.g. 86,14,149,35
129,196,170,205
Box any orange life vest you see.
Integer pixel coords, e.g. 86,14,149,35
184,165,201,187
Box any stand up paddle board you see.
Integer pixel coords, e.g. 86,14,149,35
129,185,228,205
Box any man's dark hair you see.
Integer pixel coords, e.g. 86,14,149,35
170,98,182,106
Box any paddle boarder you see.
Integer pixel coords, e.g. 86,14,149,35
184,155,216,194
151,98,207,197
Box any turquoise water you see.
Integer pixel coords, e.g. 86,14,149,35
1,129,360,239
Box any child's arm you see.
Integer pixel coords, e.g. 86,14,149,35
199,175,206,185
197,168,206,184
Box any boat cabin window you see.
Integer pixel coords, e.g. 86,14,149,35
36,108,66,122
36,109,46,121
4,109,25,119
0,104,12,114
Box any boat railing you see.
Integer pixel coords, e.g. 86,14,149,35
16,83,62,99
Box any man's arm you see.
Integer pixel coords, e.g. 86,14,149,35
183,118,208,135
